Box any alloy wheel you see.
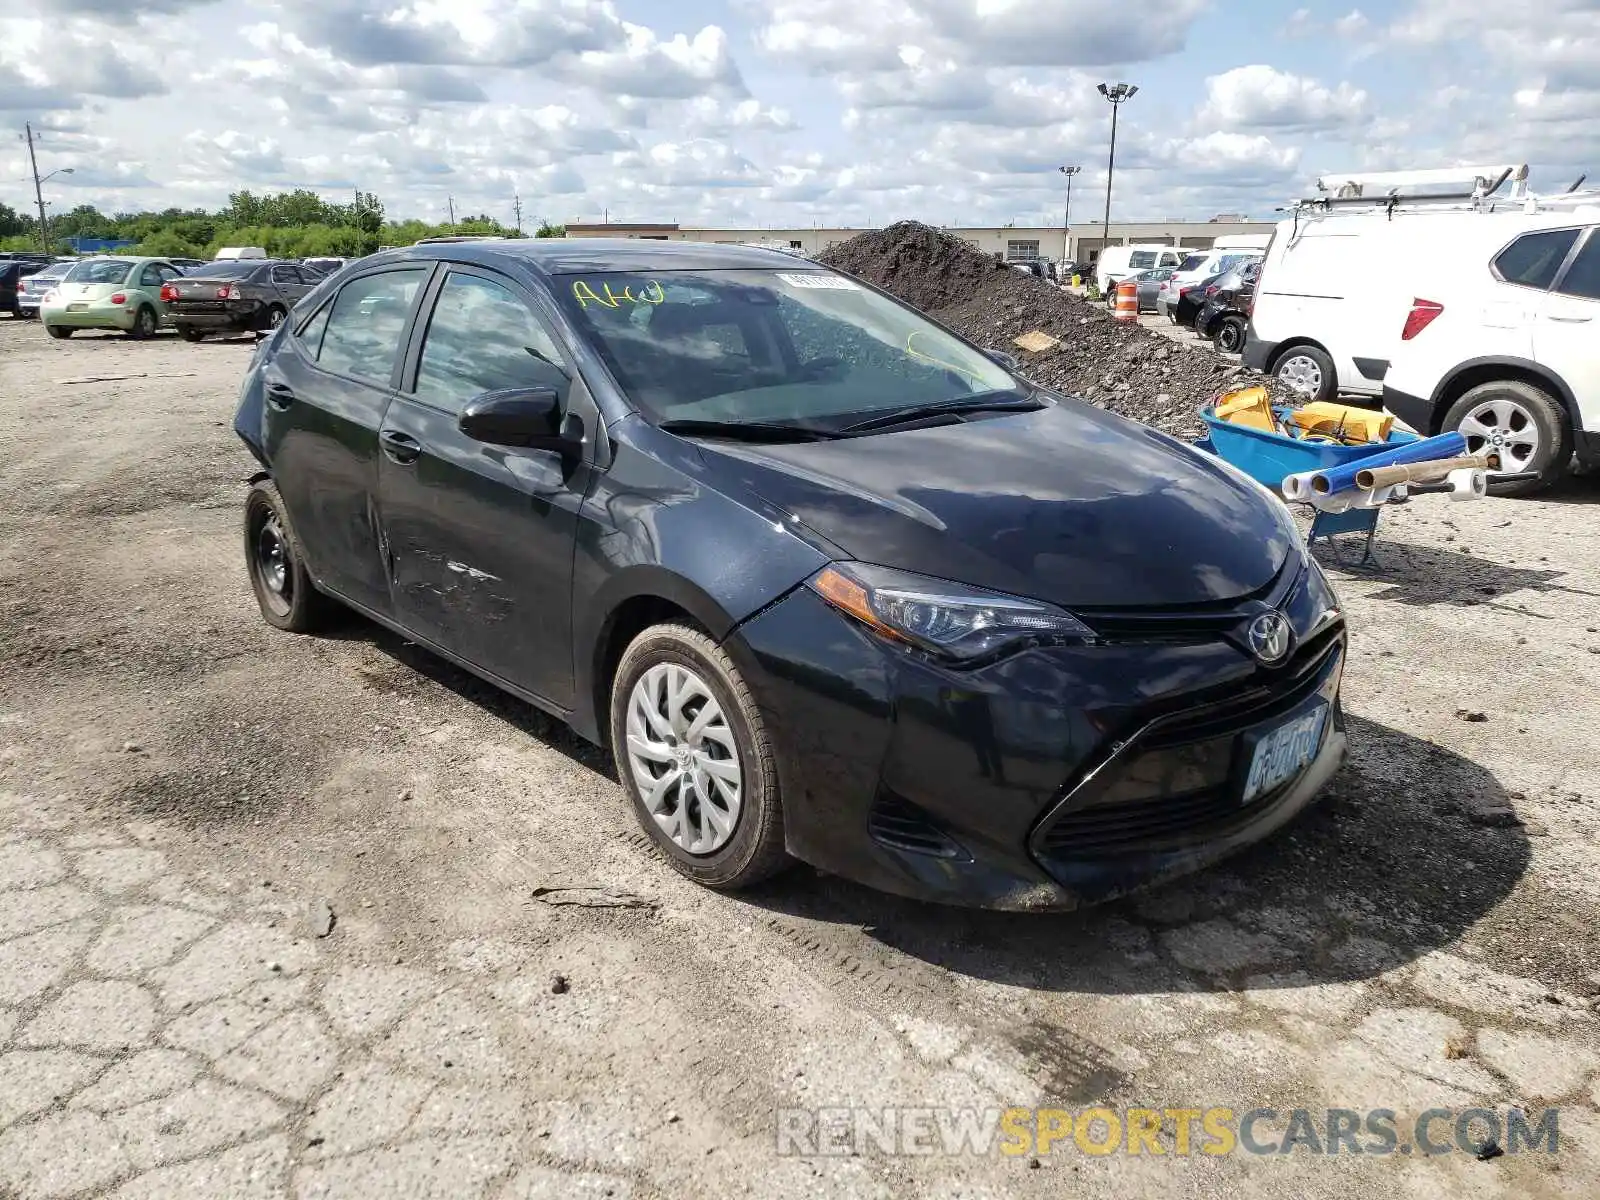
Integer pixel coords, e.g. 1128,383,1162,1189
624,662,742,855
1276,354,1322,396
1458,397,1541,474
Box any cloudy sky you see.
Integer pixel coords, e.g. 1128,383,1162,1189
3,0,1597,229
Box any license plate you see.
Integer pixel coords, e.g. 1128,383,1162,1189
1243,705,1326,803
67,303,88,312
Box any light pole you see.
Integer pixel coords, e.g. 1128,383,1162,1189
23,123,75,251
1058,165,1081,262
1096,82,1138,266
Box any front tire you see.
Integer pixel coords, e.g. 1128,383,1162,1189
1273,344,1337,403
1443,380,1571,496
243,479,334,633
609,623,789,890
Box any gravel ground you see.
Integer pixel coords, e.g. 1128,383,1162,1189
3,316,1600,1199
819,222,1298,439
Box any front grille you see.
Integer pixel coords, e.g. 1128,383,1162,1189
1032,634,1342,860
869,794,971,860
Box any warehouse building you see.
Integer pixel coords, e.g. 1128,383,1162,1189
561,219,1276,262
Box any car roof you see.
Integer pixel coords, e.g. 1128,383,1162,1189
357,237,817,277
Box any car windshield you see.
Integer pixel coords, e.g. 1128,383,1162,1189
1128,251,1158,268
554,269,1023,427
65,259,133,284
185,262,262,279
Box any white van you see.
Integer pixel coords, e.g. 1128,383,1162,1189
1244,163,1600,403
1096,244,1185,293
213,246,267,261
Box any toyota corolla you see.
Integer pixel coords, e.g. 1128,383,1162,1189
233,240,1347,910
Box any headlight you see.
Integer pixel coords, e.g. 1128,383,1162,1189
808,561,1094,660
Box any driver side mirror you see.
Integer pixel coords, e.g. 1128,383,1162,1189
984,349,1020,371
459,388,581,453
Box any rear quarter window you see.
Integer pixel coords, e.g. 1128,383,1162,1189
1493,228,1580,290
1129,251,1158,269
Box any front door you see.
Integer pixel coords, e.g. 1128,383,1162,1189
377,265,589,708
262,265,432,617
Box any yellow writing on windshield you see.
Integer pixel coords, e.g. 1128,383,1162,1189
904,330,985,386
572,279,666,309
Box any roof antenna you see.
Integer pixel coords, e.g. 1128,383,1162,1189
1567,174,1587,193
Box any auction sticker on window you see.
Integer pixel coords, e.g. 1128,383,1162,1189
779,273,859,290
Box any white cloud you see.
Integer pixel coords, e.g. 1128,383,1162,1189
1198,65,1368,132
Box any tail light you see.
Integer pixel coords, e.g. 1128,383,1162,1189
160,283,179,302
1205,284,1220,298
1401,298,1444,340
17,280,27,294
216,284,243,300
110,293,127,305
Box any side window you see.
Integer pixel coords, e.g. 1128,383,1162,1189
1554,231,1600,301
271,264,302,285
138,264,164,288
296,302,332,356
1494,229,1580,290
413,271,569,413
315,270,426,383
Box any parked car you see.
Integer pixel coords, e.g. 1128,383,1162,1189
1195,261,1262,352
14,261,72,319
1383,219,1600,494
166,258,210,273
1105,266,1175,313
40,257,185,339
1094,244,1186,293
214,246,268,261
1172,269,1231,329
163,259,321,340
233,239,1346,909
0,257,51,316
1157,250,1260,323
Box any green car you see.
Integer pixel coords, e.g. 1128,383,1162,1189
41,256,185,339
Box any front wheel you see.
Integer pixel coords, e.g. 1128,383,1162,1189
609,624,789,891
1214,315,1247,354
243,479,335,632
1443,380,1571,496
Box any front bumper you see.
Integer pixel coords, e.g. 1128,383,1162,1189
42,303,139,330
730,560,1348,910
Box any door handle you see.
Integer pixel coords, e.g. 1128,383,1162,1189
380,429,423,465
1548,314,1592,323
264,382,295,410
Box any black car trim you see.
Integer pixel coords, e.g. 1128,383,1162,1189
1352,357,1389,381
1425,356,1583,431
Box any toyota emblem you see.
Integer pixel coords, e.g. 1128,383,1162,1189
1247,611,1292,665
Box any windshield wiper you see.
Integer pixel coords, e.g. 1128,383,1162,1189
836,392,1045,435
657,418,840,443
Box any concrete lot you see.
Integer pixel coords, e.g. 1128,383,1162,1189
2,316,1599,1198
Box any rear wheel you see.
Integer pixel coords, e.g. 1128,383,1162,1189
1214,315,1247,354
1273,345,1337,403
244,479,334,632
262,304,286,332
178,325,206,343
127,305,157,340
1443,380,1571,496
46,324,72,339
609,623,789,891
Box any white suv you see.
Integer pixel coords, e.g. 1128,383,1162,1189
1383,221,1600,494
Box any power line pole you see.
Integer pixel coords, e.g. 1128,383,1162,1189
513,193,523,234
447,195,455,226
24,122,48,252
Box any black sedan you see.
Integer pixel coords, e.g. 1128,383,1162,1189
163,259,320,340
233,240,1347,910
1196,261,1261,352
1172,269,1229,329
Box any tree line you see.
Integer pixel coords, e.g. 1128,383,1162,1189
0,188,565,256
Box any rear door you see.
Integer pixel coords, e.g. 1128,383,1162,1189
1537,225,1600,434
261,265,433,617
377,264,592,706
269,262,313,306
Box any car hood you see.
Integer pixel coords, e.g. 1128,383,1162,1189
694,399,1293,610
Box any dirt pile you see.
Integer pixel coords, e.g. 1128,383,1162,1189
818,221,1298,440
